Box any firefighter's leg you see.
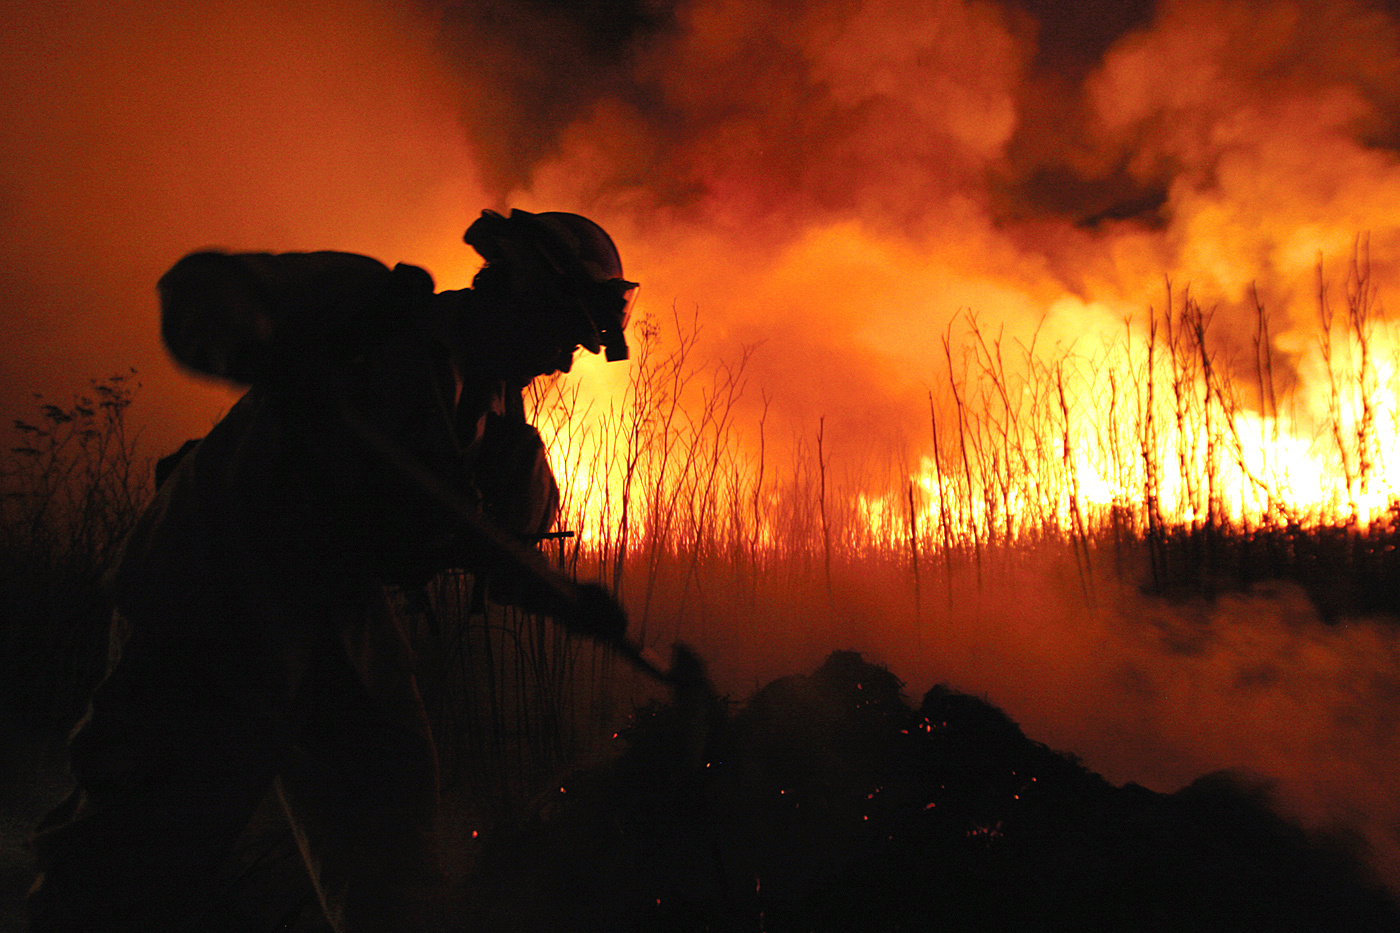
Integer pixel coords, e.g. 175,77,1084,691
27,632,287,932
276,610,450,933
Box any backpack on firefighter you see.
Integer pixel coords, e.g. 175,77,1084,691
154,210,637,579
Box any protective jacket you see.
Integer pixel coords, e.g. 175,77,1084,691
30,250,562,933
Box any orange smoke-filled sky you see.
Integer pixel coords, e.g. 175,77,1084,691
0,0,486,449
6,0,1400,459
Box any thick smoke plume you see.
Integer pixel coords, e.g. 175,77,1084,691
437,0,1400,450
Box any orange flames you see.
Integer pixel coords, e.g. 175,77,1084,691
545,257,1400,555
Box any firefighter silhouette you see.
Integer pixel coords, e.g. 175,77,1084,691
27,210,637,932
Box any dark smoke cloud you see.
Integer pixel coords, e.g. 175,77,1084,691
421,0,1400,451
433,0,1035,241
436,0,1166,232
432,0,681,195
435,0,1400,298
1012,0,1157,75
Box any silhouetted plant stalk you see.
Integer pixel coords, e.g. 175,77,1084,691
1055,363,1094,607
906,479,921,629
942,324,983,584
927,390,957,608
1318,237,1384,524
1,372,149,738
817,416,833,606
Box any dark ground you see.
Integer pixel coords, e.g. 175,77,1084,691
3,650,1397,932
465,650,1400,932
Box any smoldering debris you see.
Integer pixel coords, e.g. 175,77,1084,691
471,650,1399,932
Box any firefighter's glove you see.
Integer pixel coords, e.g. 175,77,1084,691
568,583,629,646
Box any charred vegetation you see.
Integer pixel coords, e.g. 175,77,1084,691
471,651,1398,932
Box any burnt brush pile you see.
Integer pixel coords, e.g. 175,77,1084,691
471,650,1399,932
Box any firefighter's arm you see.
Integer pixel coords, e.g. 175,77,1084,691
331,383,624,643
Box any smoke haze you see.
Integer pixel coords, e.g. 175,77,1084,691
636,555,1400,892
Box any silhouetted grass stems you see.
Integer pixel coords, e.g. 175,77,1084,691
8,252,1400,823
533,255,1400,665
1,372,148,748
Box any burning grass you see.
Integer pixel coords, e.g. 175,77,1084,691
5,257,1400,924
409,254,1400,742
520,246,1400,631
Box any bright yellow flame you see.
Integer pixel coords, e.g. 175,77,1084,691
539,292,1400,569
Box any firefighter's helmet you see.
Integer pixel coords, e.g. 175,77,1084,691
464,209,638,362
